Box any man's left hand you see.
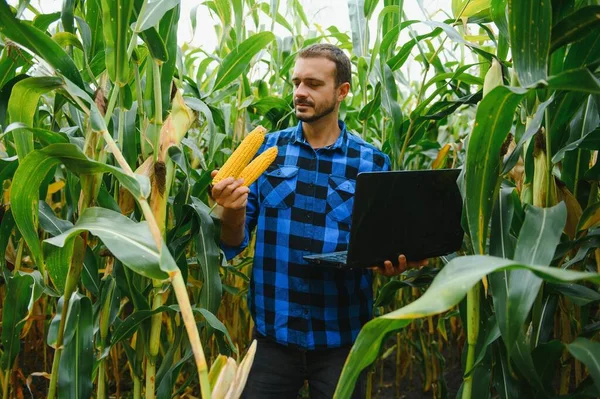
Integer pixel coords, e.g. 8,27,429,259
369,254,428,277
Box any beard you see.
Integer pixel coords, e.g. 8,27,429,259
294,94,337,123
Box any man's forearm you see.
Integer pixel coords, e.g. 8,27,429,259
219,207,246,246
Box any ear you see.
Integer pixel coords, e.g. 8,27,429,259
337,82,350,101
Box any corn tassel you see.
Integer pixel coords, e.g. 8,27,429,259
238,146,278,186
213,126,266,184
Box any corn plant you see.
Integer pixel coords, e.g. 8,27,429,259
0,0,264,397
336,0,600,398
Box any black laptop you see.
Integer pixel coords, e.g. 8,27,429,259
303,169,464,269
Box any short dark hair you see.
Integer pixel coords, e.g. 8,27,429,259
297,44,351,88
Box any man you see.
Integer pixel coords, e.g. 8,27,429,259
211,44,426,398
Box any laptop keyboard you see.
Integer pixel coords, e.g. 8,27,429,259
320,251,348,263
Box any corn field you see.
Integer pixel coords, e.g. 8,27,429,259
0,0,599,398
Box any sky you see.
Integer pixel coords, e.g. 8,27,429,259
20,0,452,51
180,0,452,50
12,0,455,84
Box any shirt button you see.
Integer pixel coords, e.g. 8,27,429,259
303,308,309,315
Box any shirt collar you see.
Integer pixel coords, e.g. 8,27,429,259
291,120,348,152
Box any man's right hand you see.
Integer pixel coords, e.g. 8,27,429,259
210,170,250,210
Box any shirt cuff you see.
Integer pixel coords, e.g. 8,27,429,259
220,231,250,261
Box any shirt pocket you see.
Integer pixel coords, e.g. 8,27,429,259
326,175,356,224
260,165,299,209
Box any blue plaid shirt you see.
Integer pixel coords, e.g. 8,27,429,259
222,121,391,350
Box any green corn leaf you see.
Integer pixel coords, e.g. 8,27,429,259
100,0,133,86
58,293,94,399
333,256,600,398
52,32,83,51
0,271,41,371
214,0,232,27
577,201,600,233
422,21,494,62
510,331,547,394
567,338,600,393
61,76,109,132
44,234,78,294
465,86,525,254
492,341,521,399
503,94,554,175
85,0,104,59
0,155,17,185
45,207,177,280
155,324,186,393
259,3,293,35
374,266,437,307
0,207,15,275
187,197,222,321
491,0,508,39
0,275,31,369
553,95,599,163
348,0,368,57
212,32,275,92
6,124,70,146
74,17,93,59
0,43,33,89
32,12,61,31
563,31,600,70
156,331,194,398
158,5,179,116
550,6,600,53
358,83,382,121
231,0,243,40
498,203,567,355
465,316,500,377
111,304,234,349
110,307,167,346
364,0,379,20
10,144,149,268
8,77,63,160
139,27,168,62
507,0,551,86
532,340,564,389
61,0,75,34
453,0,490,20
547,282,600,306
39,201,73,237
386,41,415,71
134,0,179,32
546,68,600,94
0,2,84,89
489,186,518,259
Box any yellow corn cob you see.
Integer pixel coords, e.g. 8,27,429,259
212,126,267,184
238,146,278,186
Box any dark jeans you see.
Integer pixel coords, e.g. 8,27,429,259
241,332,366,399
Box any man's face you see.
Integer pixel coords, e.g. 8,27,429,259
291,57,342,123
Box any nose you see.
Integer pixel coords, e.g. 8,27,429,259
294,82,309,98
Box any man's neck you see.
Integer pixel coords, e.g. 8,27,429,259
302,113,341,149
